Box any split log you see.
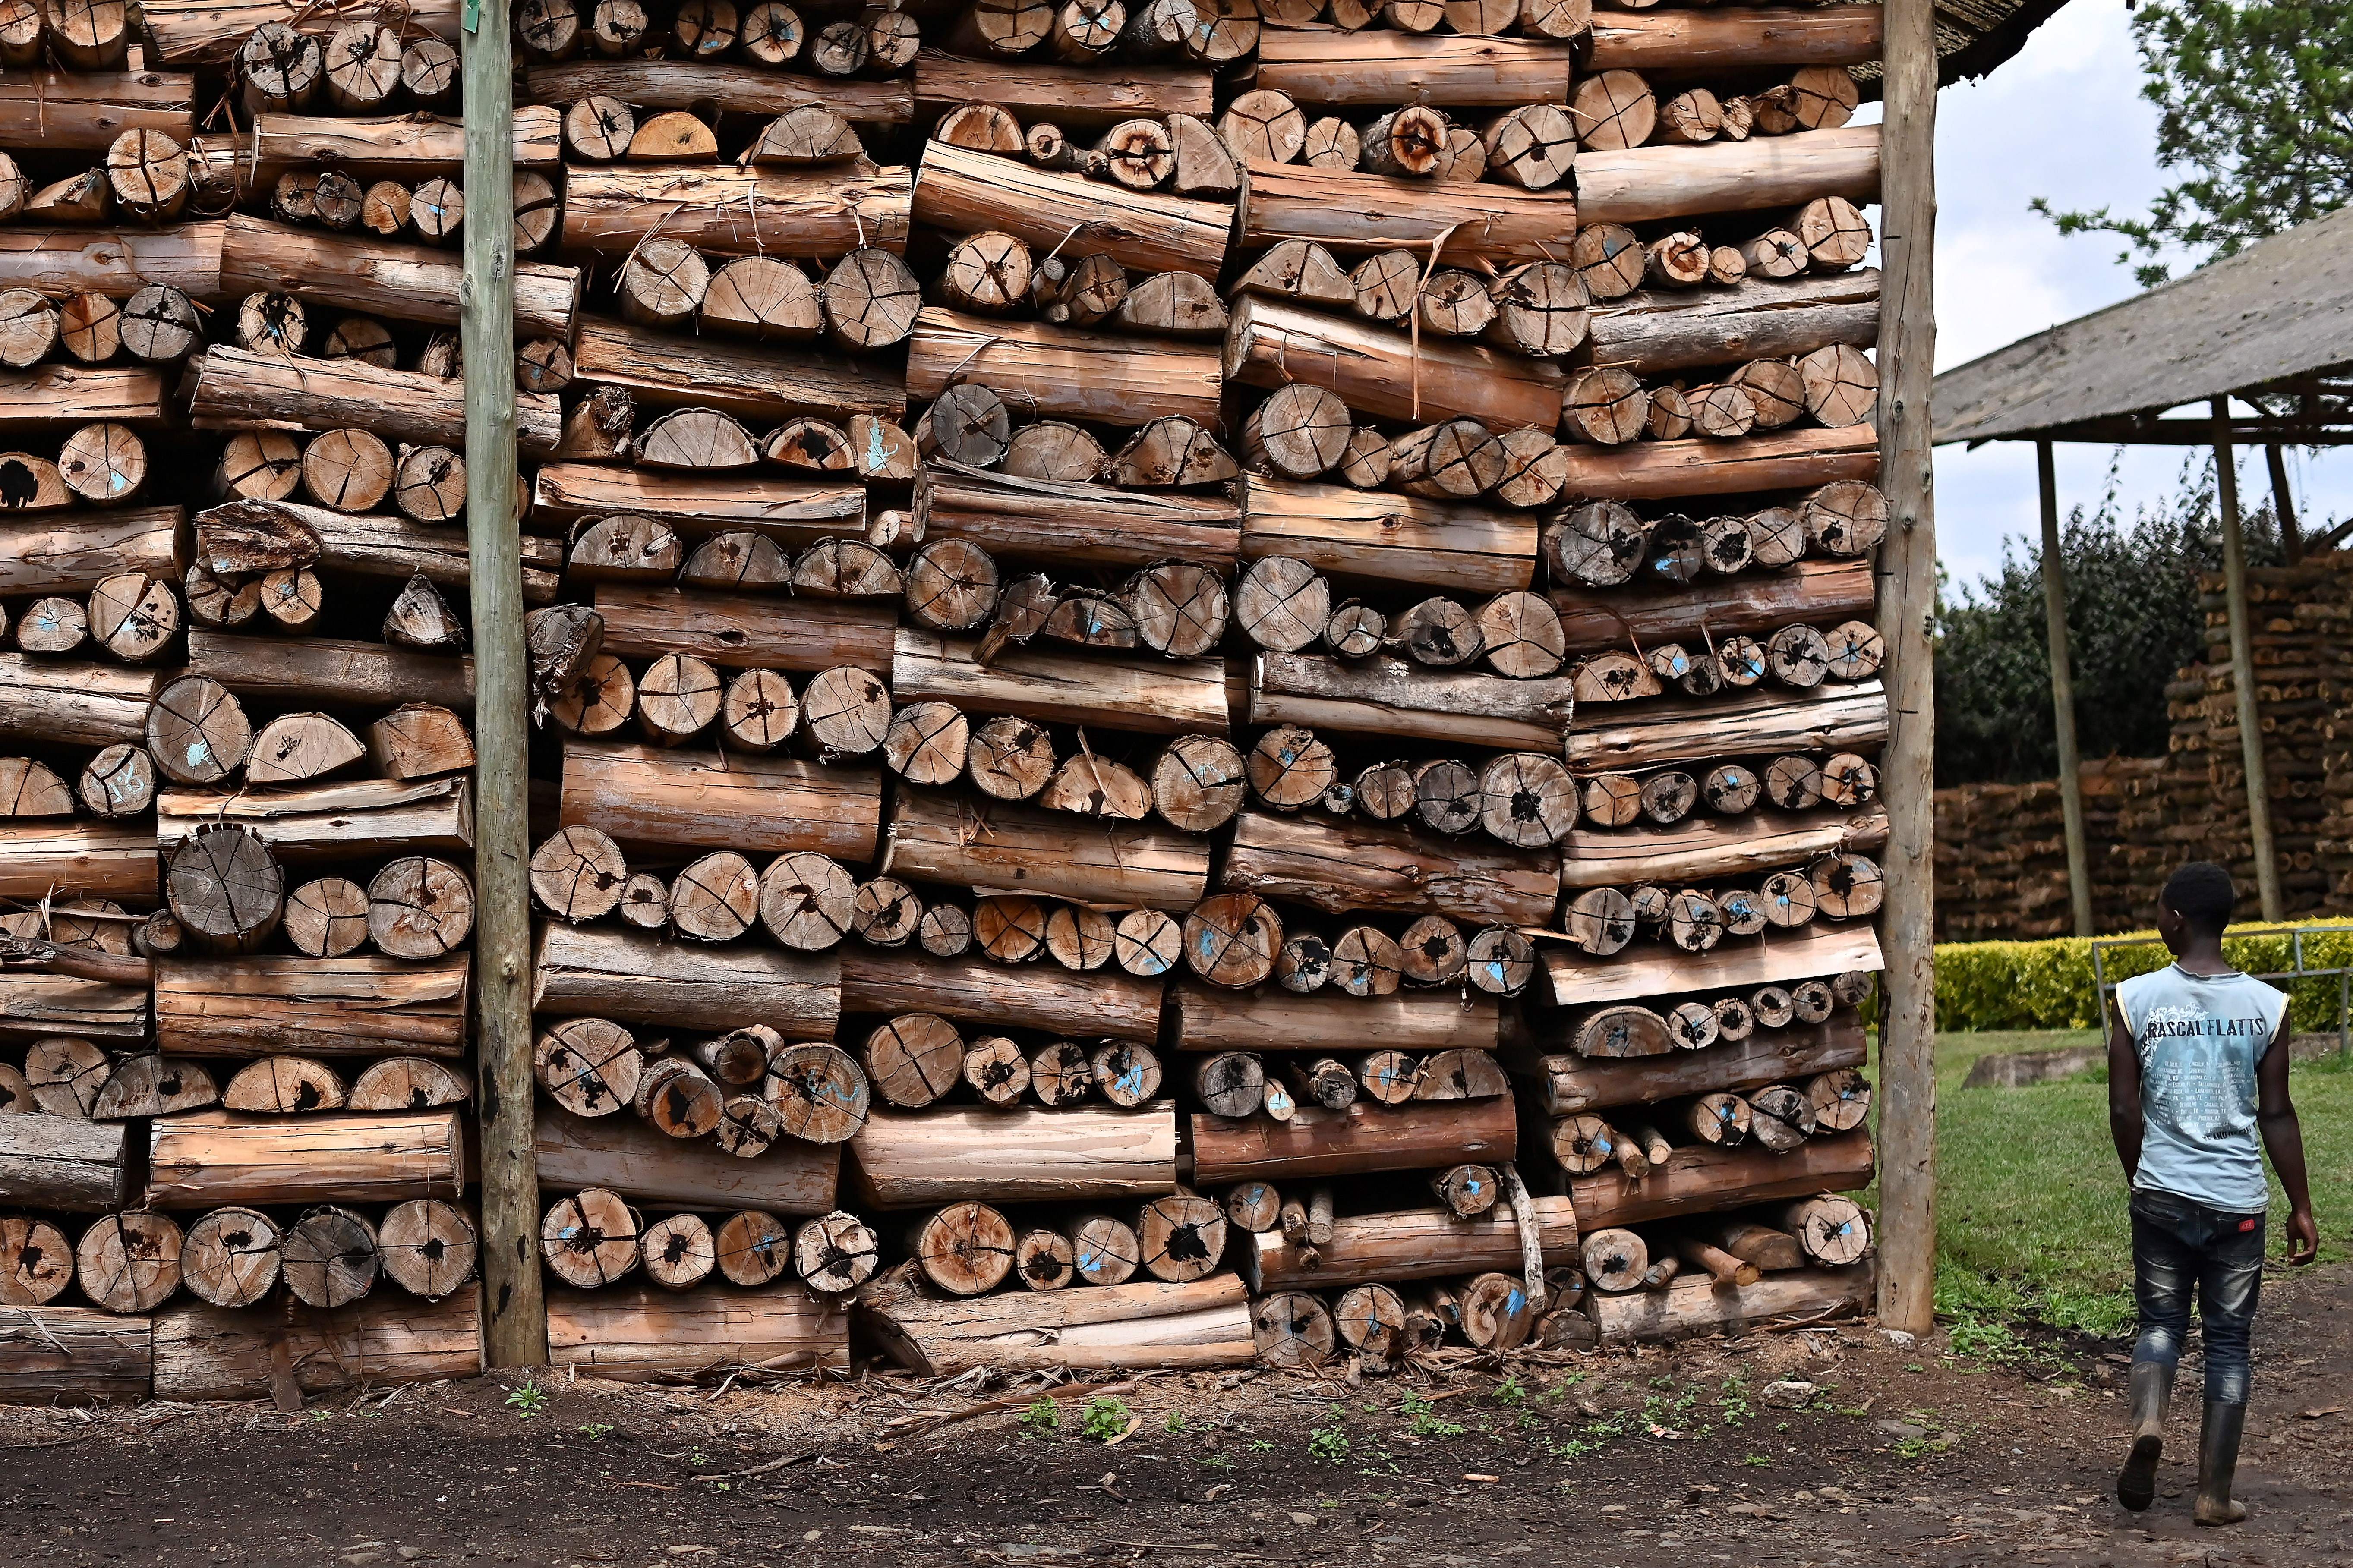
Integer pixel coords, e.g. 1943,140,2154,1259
151,1286,481,1401
842,948,1164,1042
151,953,464,1058
558,740,879,863
558,164,908,258
1240,1197,1576,1292
545,1285,846,1378
1252,32,1572,107
534,1106,839,1214
848,1106,1176,1210
893,628,1227,737
0,819,158,903
0,1115,130,1210
1248,650,1570,753
0,67,195,148
525,56,908,123
218,214,580,341
1222,811,1558,926
1226,297,1566,434
1240,160,1575,265
0,366,166,433
916,462,1239,571
908,307,1222,428
570,319,902,426
532,923,838,1038
1564,1130,1873,1229
1518,1018,1865,1115
1559,806,1888,889
87,1054,218,1120
0,657,160,750
1240,476,1534,595
880,792,1209,911
1166,982,1501,1055
144,1110,463,1208
1542,921,1881,1012
912,47,1211,126
191,345,560,459
859,1270,1248,1375
349,1057,467,1112
1192,1096,1513,1184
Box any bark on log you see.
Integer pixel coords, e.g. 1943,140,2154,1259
841,948,1164,1042
557,740,881,863
894,627,1228,737
915,140,1229,279
523,58,911,123
0,1115,130,1210
0,67,195,147
879,792,1210,912
907,307,1223,428
0,1304,146,1401
1166,981,1502,1055
570,318,903,426
1240,160,1574,266
532,464,865,545
1249,650,1570,752
1541,920,1881,1010
1550,556,1872,652
1238,475,1534,595
1574,126,1878,229
1251,32,1571,107
191,345,561,459
912,47,1211,126
1520,1018,1865,1115
144,1110,464,1208
193,498,562,602
859,1269,1248,1374
1240,1197,1575,1291
0,366,167,432
916,461,1240,571
1563,679,1886,773
1559,806,1888,889
157,778,473,862
1225,297,1566,433
1583,271,1879,376
532,922,839,1038
0,222,225,303
1221,810,1558,926
1585,6,1881,72
218,214,580,340
1192,1096,1514,1184
846,1106,1177,1210
0,656,161,748
1564,1130,1873,1228
533,1105,839,1214
558,164,909,258
150,1288,480,1401
590,582,892,675
154,955,467,1057
545,1284,847,1378
242,107,560,179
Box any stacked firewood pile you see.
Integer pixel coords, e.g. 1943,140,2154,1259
1933,758,2157,941
0,0,1899,1399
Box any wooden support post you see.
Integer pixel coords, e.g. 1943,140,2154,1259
2036,441,2092,939
1872,0,1937,1339
2265,443,2299,564
2214,399,2282,923
466,0,547,1368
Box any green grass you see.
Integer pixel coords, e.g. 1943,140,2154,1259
1870,1031,2353,1339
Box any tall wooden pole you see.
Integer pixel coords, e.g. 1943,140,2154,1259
1873,0,1938,1338
2036,441,2093,938
2265,443,2299,564
2214,399,2282,922
464,0,548,1367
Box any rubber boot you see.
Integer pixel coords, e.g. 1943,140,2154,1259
2115,1360,2174,1511
2194,1400,2249,1525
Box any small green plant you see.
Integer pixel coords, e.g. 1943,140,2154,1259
1307,1407,1351,1464
1079,1396,1132,1443
1892,1436,1934,1461
1247,1438,1274,1452
1018,1397,1060,1436
1744,1454,1771,1467
1398,1392,1463,1439
1492,1373,1527,1407
577,1423,612,1440
1163,1411,1190,1434
1716,1376,1753,1429
505,1379,546,1419
1946,1314,2028,1365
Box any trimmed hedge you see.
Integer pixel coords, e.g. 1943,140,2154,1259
1935,921,2353,1033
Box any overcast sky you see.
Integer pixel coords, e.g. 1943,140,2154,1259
1917,0,2353,594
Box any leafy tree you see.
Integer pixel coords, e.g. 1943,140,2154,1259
1934,459,2283,786
2031,0,2353,285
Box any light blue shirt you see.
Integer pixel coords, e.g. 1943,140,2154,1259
2114,963,2287,1214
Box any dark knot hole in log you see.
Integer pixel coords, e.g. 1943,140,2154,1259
1165,1222,1212,1264
293,1082,322,1111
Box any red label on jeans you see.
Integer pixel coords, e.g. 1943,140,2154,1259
2240,1218,2260,1232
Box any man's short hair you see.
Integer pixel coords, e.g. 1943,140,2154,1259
2162,861,2236,937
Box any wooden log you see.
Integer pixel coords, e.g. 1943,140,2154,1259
1565,1130,1873,1229
0,820,158,904
1252,32,1571,107
218,214,579,341
1249,650,1571,753
0,1115,130,1210
915,140,1228,280
1586,6,1881,72
0,656,160,749
590,583,891,678
144,1110,462,1208
842,948,1163,1042
157,778,472,863
893,628,1227,737
915,463,1239,572
907,307,1222,429
1222,811,1558,926
1542,921,1881,1011
1584,271,1879,377
879,792,1209,913
533,466,864,551
558,164,908,258
190,345,560,459
1240,1197,1576,1291
1557,421,1881,501
150,1286,480,1400
1559,807,1887,890
0,66,193,148
1563,680,1886,775
1237,475,1534,595
0,222,224,302
1225,297,1565,434
544,1284,845,1378
1590,1262,1873,1344
0,1301,145,1401
533,1106,839,1214
1575,126,1877,230
1518,1018,1865,1115
570,318,902,426
241,106,558,182
1550,556,1872,652
556,741,878,864
0,366,167,432
532,923,838,1038
846,1106,1176,1210
193,498,562,603
1166,981,1501,1054
524,58,909,123
349,1057,467,1112
1240,160,1574,266
0,971,148,1042
1192,1096,1513,1184
860,1269,1249,1375
912,47,1210,127
154,955,467,1058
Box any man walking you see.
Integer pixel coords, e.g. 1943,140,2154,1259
2107,861,2318,1523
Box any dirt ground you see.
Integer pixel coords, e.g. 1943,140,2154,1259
4,1264,2349,1568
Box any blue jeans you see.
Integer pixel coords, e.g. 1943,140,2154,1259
2131,1187,2266,1406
